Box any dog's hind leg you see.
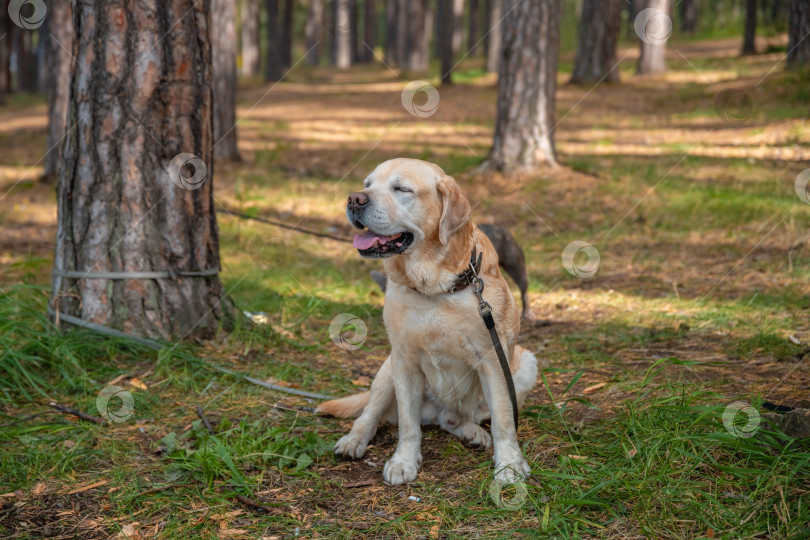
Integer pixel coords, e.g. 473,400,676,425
334,356,396,459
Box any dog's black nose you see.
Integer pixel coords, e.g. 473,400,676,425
347,191,369,211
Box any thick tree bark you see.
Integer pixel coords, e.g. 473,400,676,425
486,0,502,73
468,0,480,55
788,0,810,68
636,0,672,75
363,0,377,61
241,0,261,75
438,0,454,84
266,0,283,80
281,0,294,66
305,0,323,65
679,0,698,34
51,0,231,340
334,0,353,68
570,0,622,84
44,0,74,180
384,0,398,64
742,0,758,54
213,0,241,161
487,0,560,170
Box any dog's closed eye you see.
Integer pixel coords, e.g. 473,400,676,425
393,186,412,193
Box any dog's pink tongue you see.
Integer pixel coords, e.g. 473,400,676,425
353,231,391,250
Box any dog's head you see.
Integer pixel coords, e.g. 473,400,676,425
347,159,471,259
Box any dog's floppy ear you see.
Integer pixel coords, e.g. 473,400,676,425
437,175,471,245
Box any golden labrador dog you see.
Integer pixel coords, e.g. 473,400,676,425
318,158,537,485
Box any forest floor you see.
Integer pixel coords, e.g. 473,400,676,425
1,36,809,539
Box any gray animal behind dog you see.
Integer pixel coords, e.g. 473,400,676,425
371,224,534,319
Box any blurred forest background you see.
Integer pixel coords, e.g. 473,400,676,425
1,0,809,538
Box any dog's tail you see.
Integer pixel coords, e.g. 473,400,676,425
316,392,370,418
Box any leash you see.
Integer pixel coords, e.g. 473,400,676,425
466,250,520,431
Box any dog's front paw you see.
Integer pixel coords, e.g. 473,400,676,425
382,454,421,485
334,434,368,459
493,448,530,484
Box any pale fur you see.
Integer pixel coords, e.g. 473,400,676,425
318,158,538,485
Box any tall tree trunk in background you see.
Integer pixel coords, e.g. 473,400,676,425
483,0,491,59
487,0,560,170
335,0,353,68
213,0,241,162
626,0,644,38
788,0,810,67
485,0,502,73
51,0,231,340
0,0,11,97
570,0,622,84
452,0,464,54
14,26,39,91
352,0,361,62
468,0,480,55
742,0,758,54
44,0,73,180
363,0,377,61
438,0,454,84
636,0,672,75
402,0,429,71
241,0,261,75
266,0,283,80
305,0,323,65
385,0,398,64
680,0,698,34
37,13,48,91
281,0,294,66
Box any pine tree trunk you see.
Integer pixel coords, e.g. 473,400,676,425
241,0,261,75
281,0,294,66
305,0,323,65
742,0,758,54
452,0,464,54
438,0,454,84
51,0,231,340
401,0,430,72
636,0,671,75
468,0,480,55
680,0,698,34
351,0,361,62
385,0,398,64
483,0,491,59
213,0,241,162
0,0,10,97
14,25,39,92
363,0,377,62
44,0,73,180
570,0,622,84
335,0,353,68
486,0,502,73
788,0,810,68
487,0,560,170
266,0,283,80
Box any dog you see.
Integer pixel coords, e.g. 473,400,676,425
318,158,538,485
369,224,534,319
